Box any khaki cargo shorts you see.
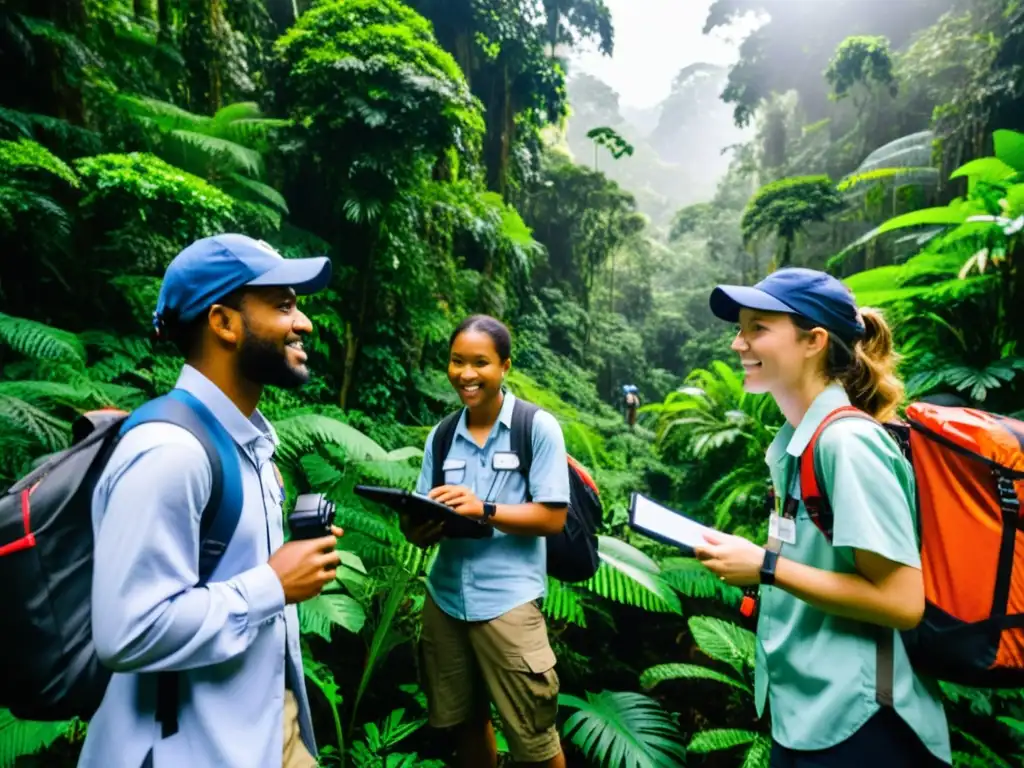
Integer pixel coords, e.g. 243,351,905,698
419,593,562,763
283,689,317,768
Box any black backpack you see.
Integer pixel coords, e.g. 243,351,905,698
0,388,243,727
431,398,603,583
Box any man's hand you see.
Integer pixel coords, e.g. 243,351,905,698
269,525,343,604
399,511,445,549
428,485,484,519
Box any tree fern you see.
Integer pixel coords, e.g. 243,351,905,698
559,690,687,768
689,615,756,676
640,662,751,694
579,536,682,615
0,710,72,768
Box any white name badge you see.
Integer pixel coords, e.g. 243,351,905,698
492,452,521,471
769,513,797,545
442,459,466,471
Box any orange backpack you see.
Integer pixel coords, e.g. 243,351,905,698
800,402,1024,690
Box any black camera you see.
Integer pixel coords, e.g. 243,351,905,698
288,493,336,540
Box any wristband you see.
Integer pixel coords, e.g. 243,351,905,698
760,549,779,586
482,502,497,522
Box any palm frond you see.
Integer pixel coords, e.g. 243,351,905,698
544,577,588,627
640,663,751,694
560,690,687,768
579,536,682,615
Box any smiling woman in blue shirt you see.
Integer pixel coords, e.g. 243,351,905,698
401,315,571,768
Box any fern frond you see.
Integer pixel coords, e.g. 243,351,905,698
544,577,588,627
580,536,682,615
689,616,756,675
274,414,390,465
0,393,71,452
559,690,687,768
225,173,289,213
169,130,263,176
660,558,743,605
687,728,759,753
741,735,772,768
639,663,751,694
0,313,84,365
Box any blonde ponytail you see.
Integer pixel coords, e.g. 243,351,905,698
838,307,904,422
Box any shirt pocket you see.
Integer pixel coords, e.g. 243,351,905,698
443,458,467,485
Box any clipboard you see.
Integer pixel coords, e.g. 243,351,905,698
354,485,494,540
627,492,717,556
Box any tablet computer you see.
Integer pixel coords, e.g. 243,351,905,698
627,492,717,556
354,485,494,540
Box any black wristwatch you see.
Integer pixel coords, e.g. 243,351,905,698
760,549,779,586
482,502,497,522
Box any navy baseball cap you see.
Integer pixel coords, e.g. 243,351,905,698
154,234,331,329
709,267,865,342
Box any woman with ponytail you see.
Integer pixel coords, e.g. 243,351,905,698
695,268,951,767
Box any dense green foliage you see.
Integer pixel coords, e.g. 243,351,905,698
2,0,1024,766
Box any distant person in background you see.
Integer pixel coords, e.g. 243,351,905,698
693,268,951,767
623,384,640,428
401,314,570,768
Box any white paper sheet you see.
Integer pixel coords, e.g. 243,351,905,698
630,493,715,550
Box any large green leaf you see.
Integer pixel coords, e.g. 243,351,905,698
994,129,1024,173
560,691,687,768
689,616,756,675
299,593,366,640
274,414,390,464
0,710,71,768
580,536,682,614
640,662,751,694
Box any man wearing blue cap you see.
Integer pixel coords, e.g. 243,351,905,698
80,234,340,768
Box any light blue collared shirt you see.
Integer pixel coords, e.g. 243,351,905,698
415,392,571,622
79,365,315,768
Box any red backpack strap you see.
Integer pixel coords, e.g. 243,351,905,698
799,406,878,543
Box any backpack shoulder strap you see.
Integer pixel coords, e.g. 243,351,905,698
431,409,463,489
120,388,243,584
118,388,244,741
799,405,878,543
510,398,540,500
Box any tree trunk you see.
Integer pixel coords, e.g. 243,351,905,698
338,219,383,410
265,0,297,33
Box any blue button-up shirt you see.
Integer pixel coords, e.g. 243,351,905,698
416,392,571,622
79,365,315,768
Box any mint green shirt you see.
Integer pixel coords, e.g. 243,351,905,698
756,383,951,763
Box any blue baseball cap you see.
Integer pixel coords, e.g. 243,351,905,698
709,267,865,342
154,234,332,329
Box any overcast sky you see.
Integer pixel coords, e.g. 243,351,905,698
570,0,761,109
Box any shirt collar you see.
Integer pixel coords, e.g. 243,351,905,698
765,383,851,466
455,389,517,446
173,364,276,449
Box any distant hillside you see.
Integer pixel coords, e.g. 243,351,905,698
563,66,752,228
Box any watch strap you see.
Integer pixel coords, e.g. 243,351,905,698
482,502,497,522
760,548,779,586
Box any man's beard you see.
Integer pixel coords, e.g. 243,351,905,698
237,329,309,390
